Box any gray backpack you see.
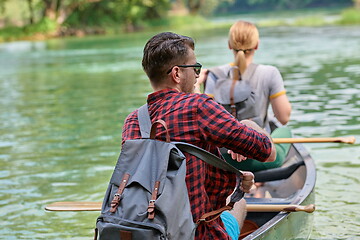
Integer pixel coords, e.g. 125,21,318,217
95,104,244,240
207,64,259,122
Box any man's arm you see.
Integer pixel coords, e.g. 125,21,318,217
197,97,274,162
239,119,276,162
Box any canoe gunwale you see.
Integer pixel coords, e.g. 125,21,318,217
242,125,317,240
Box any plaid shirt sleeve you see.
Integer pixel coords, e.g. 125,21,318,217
196,96,272,161
122,110,140,144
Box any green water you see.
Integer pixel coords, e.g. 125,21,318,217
0,25,359,239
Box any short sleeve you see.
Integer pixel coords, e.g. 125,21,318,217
267,66,286,98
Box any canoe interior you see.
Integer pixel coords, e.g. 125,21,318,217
241,121,316,240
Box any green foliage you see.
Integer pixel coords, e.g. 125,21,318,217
257,19,288,27
337,8,360,24
0,25,23,42
0,17,57,42
64,0,171,32
24,17,58,33
293,15,327,26
0,0,359,42
144,15,209,29
189,0,234,16
217,0,353,13
247,0,313,9
0,0,6,13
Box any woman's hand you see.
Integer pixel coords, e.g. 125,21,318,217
228,150,247,162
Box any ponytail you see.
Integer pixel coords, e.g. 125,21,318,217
228,21,259,80
233,49,250,80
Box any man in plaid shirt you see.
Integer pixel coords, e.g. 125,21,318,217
122,32,276,240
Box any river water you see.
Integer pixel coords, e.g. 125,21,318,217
0,24,359,239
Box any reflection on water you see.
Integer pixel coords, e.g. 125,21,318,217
0,25,359,239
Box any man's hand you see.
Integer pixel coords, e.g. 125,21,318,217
228,150,247,162
240,171,254,193
194,69,208,93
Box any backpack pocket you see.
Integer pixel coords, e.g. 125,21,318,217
97,216,166,240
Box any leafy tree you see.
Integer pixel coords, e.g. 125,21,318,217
26,0,34,24
177,0,234,15
0,0,6,13
64,0,170,32
107,0,170,31
40,0,103,24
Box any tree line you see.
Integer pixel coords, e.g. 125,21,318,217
0,0,357,37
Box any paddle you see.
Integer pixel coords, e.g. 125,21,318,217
45,201,315,213
272,136,355,144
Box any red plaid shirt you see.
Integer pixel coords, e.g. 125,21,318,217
122,89,271,239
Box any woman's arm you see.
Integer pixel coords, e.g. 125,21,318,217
194,69,208,93
270,94,292,125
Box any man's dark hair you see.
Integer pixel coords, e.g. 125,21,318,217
142,32,195,84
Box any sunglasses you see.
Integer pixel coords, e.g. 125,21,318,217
167,62,202,75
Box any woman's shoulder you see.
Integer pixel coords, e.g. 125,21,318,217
256,63,280,73
207,63,232,79
254,64,283,82
209,63,232,71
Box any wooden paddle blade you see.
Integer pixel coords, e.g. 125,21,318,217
45,201,102,211
273,136,356,144
246,204,315,213
283,204,315,213
45,202,315,213
339,136,356,144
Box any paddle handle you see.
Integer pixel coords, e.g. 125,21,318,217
45,202,315,213
273,136,355,144
45,202,101,211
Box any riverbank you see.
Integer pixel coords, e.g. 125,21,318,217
0,7,359,43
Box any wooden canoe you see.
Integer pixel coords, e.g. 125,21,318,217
240,121,316,239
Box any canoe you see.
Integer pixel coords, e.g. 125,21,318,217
44,120,317,239
241,120,316,239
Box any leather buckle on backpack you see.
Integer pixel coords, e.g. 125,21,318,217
147,181,160,220
147,200,156,219
110,174,130,213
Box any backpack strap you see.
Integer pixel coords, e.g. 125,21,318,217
230,76,238,117
208,66,228,80
175,142,244,224
138,105,170,142
138,104,151,138
174,142,242,175
174,142,244,202
209,63,259,83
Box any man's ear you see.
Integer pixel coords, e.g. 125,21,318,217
171,66,181,84
228,41,232,50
